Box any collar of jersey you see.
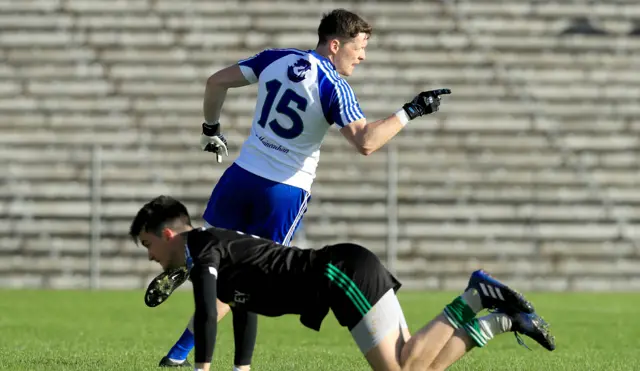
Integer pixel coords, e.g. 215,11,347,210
308,49,336,69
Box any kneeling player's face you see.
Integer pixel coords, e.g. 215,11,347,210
139,230,173,270
335,32,368,76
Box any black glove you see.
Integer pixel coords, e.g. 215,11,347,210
402,88,452,120
144,266,189,308
200,122,229,163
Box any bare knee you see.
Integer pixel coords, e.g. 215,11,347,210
216,299,231,321
362,329,406,371
400,344,442,371
401,360,445,371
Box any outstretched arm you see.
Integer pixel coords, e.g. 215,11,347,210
191,264,220,371
340,89,452,155
231,308,258,370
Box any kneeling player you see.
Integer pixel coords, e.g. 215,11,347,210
131,195,555,371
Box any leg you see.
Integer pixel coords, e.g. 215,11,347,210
428,328,476,369
325,248,525,371
350,289,411,371
324,245,409,371
245,178,310,246
362,305,477,371
216,299,231,321
364,327,411,371
425,309,556,371
202,163,252,233
399,313,458,370
231,309,258,371
403,315,492,371
347,290,480,371
399,269,526,370
400,270,553,371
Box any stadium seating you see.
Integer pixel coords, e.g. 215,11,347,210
1,0,638,291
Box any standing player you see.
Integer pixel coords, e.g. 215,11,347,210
162,8,452,369
133,196,555,371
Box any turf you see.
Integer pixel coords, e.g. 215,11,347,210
0,290,638,370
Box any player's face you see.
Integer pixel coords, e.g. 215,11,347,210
334,32,368,76
139,229,180,270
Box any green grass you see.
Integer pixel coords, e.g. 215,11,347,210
0,290,638,370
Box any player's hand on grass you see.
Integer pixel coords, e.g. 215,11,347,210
200,122,229,163
402,88,452,120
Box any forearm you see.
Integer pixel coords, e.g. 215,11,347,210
203,79,228,124
202,64,252,124
232,309,258,367
192,265,219,367
193,311,217,364
353,110,409,155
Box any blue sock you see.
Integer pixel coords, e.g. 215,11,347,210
166,328,194,361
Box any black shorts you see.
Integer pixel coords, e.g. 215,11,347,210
321,243,402,330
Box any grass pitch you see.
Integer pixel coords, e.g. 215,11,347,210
0,290,638,370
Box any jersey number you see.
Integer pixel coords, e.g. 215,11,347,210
257,79,308,140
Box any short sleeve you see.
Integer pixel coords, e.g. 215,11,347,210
328,80,365,127
186,228,221,273
238,48,305,83
316,59,365,127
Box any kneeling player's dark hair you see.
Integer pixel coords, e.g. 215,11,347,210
317,8,372,45
129,195,192,244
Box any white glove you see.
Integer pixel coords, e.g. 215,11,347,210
200,122,229,163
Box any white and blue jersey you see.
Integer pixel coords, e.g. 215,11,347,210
203,48,364,245
235,48,365,192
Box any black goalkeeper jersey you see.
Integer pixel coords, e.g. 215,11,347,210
186,226,331,321
186,226,334,363
184,226,402,364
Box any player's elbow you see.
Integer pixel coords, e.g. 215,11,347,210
196,310,218,324
357,145,375,156
206,72,223,89
340,120,378,156
206,69,236,91
352,135,376,156
354,141,377,156
194,301,219,324
205,65,250,89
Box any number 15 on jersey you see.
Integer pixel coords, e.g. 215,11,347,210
257,79,309,140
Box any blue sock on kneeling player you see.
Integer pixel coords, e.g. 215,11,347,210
167,328,194,361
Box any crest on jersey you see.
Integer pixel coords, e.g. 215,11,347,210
287,58,311,83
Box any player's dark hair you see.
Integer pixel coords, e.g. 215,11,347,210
317,8,372,45
129,195,192,244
